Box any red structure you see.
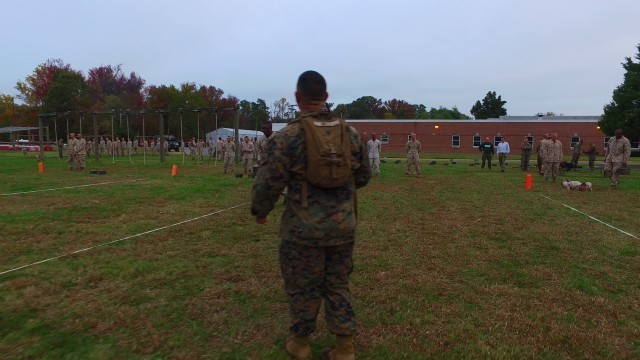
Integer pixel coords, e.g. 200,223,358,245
346,116,606,154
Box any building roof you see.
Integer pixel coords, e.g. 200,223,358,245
345,116,601,123
0,126,39,134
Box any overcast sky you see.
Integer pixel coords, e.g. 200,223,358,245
2,0,639,116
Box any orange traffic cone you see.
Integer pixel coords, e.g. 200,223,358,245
525,173,533,190
38,162,45,173
171,164,178,176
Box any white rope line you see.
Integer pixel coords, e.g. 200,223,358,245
538,194,639,239
1,178,145,196
0,202,250,275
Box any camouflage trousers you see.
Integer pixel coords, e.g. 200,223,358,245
279,240,356,337
604,160,623,186
406,153,420,175
75,153,86,169
223,155,234,172
242,154,253,174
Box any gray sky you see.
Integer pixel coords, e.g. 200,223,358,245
2,0,639,116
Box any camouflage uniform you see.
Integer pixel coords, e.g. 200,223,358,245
251,111,371,337
223,139,236,173
586,144,597,171
257,134,274,165
67,136,77,170
405,139,421,175
543,139,563,181
604,136,631,187
367,138,382,176
571,141,581,166
520,141,533,171
216,139,224,161
241,139,255,175
75,137,87,170
535,139,546,175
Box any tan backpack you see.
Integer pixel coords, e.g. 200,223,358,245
295,112,352,188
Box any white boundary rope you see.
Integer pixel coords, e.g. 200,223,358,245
538,194,639,239
1,178,145,196
0,202,250,275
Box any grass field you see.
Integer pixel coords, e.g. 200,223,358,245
1,152,639,359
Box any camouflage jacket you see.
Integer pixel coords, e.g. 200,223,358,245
543,139,563,162
251,111,371,246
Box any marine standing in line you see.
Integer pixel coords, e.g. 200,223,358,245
241,136,255,176
535,134,548,175
74,133,87,171
405,133,421,176
120,137,126,157
478,137,494,170
67,133,77,170
99,137,106,156
133,138,139,155
251,70,370,360
223,137,235,173
367,133,382,177
520,137,532,171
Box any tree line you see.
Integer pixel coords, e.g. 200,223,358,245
1,44,639,142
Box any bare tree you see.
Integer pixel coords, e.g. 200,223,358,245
271,98,289,121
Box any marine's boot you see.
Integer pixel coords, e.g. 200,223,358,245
285,333,312,360
322,335,354,360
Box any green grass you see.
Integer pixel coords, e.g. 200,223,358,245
1,151,639,359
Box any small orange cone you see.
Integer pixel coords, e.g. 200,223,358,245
171,164,178,176
525,173,533,189
38,162,45,173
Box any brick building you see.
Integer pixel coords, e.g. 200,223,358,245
346,116,609,155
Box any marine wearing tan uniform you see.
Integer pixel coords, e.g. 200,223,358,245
604,128,631,189
405,133,422,176
241,136,255,175
543,133,563,182
74,133,87,170
223,137,236,173
67,133,77,170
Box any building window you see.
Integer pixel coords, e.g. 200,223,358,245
604,137,611,149
494,136,502,147
526,136,534,146
571,136,580,148
407,133,412,141
380,133,389,145
472,135,481,148
452,135,461,148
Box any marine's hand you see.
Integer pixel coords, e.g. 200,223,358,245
256,217,267,224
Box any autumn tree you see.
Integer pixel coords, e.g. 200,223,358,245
600,43,640,144
86,64,145,110
470,91,507,119
16,59,74,108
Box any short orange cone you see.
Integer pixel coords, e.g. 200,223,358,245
525,173,533,189
171,164,178,176
38,162,45,173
